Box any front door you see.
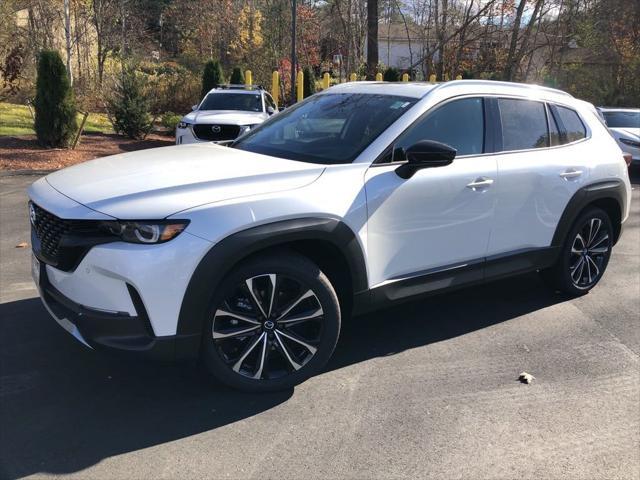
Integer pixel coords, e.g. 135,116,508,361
364,97,497,288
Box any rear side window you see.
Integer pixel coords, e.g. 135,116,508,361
498,98,549,151
392,97,485,160
554,106,586,143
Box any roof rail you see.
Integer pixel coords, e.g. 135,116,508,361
214,84,265,91
431,79,573,98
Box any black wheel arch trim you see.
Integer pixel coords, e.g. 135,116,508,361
551,179,626,248
176,217,368,337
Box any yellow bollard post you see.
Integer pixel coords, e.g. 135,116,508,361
349,72,357,82
429,74,436,82
455,74,462,80
271,71,279,107
245,70,252,88
402,73,409,82
323,72,330,90
375,72,383,81
297,69,304,102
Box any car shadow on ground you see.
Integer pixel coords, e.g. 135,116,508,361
0,271,568,479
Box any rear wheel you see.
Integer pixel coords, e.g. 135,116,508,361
202,252,341,392
542,207,613,295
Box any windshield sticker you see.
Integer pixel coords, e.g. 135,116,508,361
390,101,412,110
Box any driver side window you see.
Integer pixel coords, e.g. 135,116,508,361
391,97,485,162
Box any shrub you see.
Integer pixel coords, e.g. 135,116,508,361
303,66,316,98
201,60,224,98
230,67,244,85
107,66,152,139
383,67,400,82
160,111,181,132
34,50,77,147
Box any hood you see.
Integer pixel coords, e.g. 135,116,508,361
610,127,640,140
45,144,324,219
184,110,267,125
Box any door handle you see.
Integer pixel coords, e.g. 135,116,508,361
559,169,583,179
466,177,494,190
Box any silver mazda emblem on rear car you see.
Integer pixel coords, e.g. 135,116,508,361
29,204,37,225
212,125,221,133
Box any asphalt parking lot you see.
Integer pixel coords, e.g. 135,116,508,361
1,172,638,480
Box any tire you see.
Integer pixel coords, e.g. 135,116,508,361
542,207,613,296
202,251,341,392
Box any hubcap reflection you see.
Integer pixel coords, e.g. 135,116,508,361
212,274,323,380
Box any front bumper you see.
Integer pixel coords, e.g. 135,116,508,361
35,259,200,361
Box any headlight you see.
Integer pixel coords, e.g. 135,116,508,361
620,138,640,148
239,125,252,135
177,121,191,129
99,220,189,244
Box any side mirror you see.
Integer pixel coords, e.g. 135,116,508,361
191,105,198,111
267,106,275,115
395,140,456,179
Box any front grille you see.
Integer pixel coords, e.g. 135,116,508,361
192,124,241,141
30,202,107,271
31,203,74,259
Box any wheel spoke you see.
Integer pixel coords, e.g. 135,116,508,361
570,257,585,283
274,331,302,370
589,234,609,250
276,329,318,355
585,255,593,283
277,306,323,326
572,233,586,254
215,309,260,325
252,334,269,379
587,218,602,246
586,255,600,278
245,277,268,318
275,289,315,321
213,324,260,339
266,274,277,318
232,332,266,373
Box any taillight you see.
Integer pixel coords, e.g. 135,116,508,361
622,152,632,167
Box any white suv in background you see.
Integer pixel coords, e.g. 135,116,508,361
175,85,278,145
598,107,640,166
29,80,631,392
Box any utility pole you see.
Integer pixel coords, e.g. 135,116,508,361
291,0,297,104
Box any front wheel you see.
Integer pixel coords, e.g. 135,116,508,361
542,207,613,295
202,252,341,392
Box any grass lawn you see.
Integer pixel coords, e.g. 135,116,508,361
0,102,112,136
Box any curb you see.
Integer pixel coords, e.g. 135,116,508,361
0,169,56,177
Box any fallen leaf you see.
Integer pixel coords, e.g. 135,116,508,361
519,372,535,384
15,242,29,249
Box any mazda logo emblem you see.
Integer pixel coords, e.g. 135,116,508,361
211,125,222,133
29,204,37,225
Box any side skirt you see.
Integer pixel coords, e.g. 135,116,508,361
353,246,559,315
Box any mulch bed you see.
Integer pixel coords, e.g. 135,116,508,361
0,133,174,171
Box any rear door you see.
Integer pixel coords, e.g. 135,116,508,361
487,98,590,257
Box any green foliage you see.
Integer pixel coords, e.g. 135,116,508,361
33,50,77,148
383,67,400,82
230,67,245,85
160,111,181,131
303,66,316,98
107,66,152,140
201,60,224,97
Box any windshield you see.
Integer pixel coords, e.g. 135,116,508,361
602,111,640,128
200,93,262,112
232,93,417,164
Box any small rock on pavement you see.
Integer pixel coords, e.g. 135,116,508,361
519,372,535,384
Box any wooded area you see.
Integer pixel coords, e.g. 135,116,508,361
1,0,639,115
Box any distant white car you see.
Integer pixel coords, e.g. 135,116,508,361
598,107,640,166
176,85,278,145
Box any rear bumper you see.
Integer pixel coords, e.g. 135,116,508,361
37,260,200,361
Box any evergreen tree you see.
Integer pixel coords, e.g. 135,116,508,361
383,67,400,82
201,60,224,97
229,67,244,84
303,66,316,98
34,50,77,148
107,66,152,140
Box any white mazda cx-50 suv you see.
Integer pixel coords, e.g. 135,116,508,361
29,80,632,391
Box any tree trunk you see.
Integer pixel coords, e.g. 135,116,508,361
63,0,74,85
503,0,527,81
366,0,378,79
